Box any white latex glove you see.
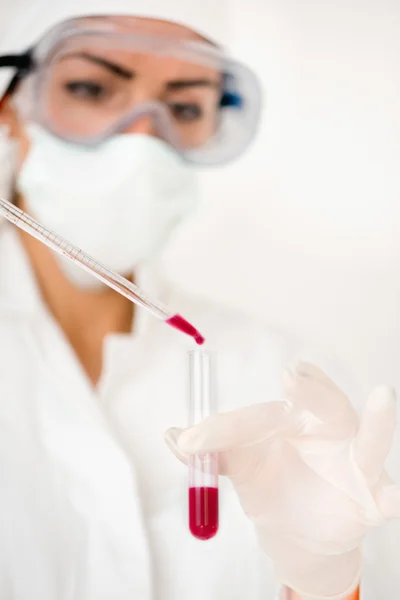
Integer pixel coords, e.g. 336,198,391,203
165,362,400,600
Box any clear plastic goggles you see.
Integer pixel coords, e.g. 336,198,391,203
2,19,262,165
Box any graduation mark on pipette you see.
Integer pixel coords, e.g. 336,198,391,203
0,197,205,345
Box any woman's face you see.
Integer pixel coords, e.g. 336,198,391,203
0,16,222,166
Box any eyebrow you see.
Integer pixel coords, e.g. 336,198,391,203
63,52,134,79
63,52,221,90
166,79,221,91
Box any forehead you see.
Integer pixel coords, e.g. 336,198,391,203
55,16,221,83
77,15,209,43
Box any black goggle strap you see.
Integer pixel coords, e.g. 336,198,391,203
0,52,33,71
0,51,34,96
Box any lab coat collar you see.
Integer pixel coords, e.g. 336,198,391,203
0,220,43,315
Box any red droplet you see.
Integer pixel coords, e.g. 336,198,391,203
166,314,205,345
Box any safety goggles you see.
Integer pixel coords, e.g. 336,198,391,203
0,18,262,165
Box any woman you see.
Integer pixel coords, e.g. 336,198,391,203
0,1,398,599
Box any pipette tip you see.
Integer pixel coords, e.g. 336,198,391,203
195,334,205,346
166,314,205,346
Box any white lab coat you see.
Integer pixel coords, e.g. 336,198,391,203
0,221,397,600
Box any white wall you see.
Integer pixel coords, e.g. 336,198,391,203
1,0,399,393
162,0,400,393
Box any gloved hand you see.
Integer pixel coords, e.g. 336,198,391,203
165,362,400,600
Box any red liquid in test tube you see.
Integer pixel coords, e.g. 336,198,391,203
189,486,219,540
188,350,219,541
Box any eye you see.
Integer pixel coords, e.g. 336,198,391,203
64,81,108,100
168,103,203,123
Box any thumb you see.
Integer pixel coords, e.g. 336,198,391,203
171,401,297,455
165,426,260,477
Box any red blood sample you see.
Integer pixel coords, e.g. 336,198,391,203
189,486,219,540
166,314,205,345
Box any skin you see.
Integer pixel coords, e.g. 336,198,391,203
0,16,220,385
0,16,361,599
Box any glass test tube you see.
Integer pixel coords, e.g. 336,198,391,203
188,349,219,540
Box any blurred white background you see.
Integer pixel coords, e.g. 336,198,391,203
0,0,399,394
162,0,400,394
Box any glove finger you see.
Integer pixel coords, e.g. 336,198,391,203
165,427,254,477
353,386,397,484
284,362,356,427
291,361,345,393
375,483,400,520
170,401,298,454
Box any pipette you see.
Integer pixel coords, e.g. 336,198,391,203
0,197,205,345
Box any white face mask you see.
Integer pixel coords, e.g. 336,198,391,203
16,125,199,288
